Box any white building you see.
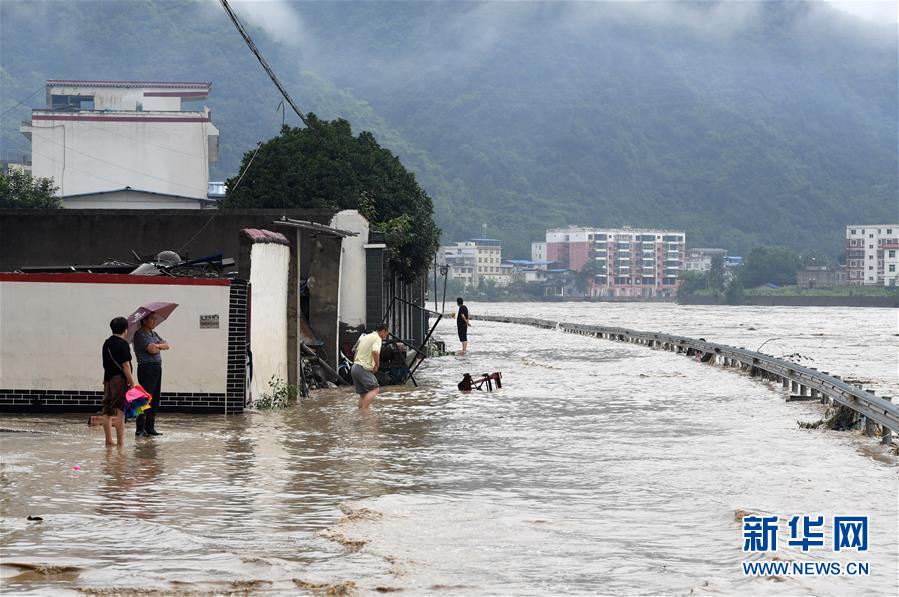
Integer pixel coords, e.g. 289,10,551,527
437,238,513,287
21,79,219,200
846,224,899,286
531,242,547,267
685,248,728,273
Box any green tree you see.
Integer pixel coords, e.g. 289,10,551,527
678,270,708,297
708,255,725,292
741,246,803,288
0,170,60,208
725,275,745,305
222,115,440,280
576,259,603,293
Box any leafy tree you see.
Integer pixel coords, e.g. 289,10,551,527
707,255,725,293
678,270,708,297
725,276,745,305
576,259,603,293
0,170,60,208
222,115,439,280
741,246,802,288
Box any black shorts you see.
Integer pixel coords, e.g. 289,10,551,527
102,376,126,415
457,326,468,342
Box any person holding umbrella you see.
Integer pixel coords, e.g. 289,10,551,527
128,303,177,437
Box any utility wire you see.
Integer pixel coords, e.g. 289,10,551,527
0,85,46,119
229,141,263,194
218,0,311,128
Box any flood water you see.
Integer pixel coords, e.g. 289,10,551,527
1,303,896,595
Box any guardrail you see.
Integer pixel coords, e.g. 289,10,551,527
473,314,898,440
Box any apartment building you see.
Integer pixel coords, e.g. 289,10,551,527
544,226,686,298
846,224,899,286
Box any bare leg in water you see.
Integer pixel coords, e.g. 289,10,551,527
103,409,124,446
359,387,380,409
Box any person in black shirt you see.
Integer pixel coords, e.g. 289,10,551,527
456,297,471,354
101,316,134,447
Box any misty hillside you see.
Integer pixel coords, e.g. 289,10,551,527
1,1,895,258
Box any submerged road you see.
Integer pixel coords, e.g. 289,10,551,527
0,303,896,595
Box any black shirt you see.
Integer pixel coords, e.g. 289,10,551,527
457,305,469,328
102,335,132,382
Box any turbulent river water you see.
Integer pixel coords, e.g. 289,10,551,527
1,303,896,595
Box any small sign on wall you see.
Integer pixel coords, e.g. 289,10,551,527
199,314,220,329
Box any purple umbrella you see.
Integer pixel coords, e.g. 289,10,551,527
124,302,178,342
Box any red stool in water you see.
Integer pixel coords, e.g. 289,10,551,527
458,372,503,392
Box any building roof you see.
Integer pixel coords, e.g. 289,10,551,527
504,259,555,266
47,79,211,90
63,188,218,205
546,226,685,235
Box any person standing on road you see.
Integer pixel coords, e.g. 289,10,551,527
352,324,389,409
101,316,134,447
456,297,471,354
133,314,169,437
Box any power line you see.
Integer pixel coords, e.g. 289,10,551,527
229,141,263,194
219,0,311,128
0,85,46,119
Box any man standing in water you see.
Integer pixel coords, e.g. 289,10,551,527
101,316,134,447
456,297,471,354
133,314,170,436
352,324,389,408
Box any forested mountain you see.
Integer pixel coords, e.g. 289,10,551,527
1,1,895,258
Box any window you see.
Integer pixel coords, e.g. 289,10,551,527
890,265,896,273
888,229,893,234
869,266,874,270
869,255,873,259
890,250,896,258
869,234,874,238
850,229,856,235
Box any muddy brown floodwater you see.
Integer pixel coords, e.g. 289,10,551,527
1,303,897,595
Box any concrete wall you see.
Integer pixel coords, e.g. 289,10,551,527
330,210,370,333
26,111,218,199
248,243,290,400
0,209,338,274
0,274,236,412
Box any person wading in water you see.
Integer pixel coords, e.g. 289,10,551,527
456,297,471,354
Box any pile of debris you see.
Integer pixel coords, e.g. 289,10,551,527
17,250,236,278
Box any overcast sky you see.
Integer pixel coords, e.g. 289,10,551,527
827,0,898,24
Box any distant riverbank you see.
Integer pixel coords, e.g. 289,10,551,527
432,294,898,307
680,288,899,308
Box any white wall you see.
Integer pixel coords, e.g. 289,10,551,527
0,276,230,393
248,243,290,400
28,112,218,199
330,210,369,330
